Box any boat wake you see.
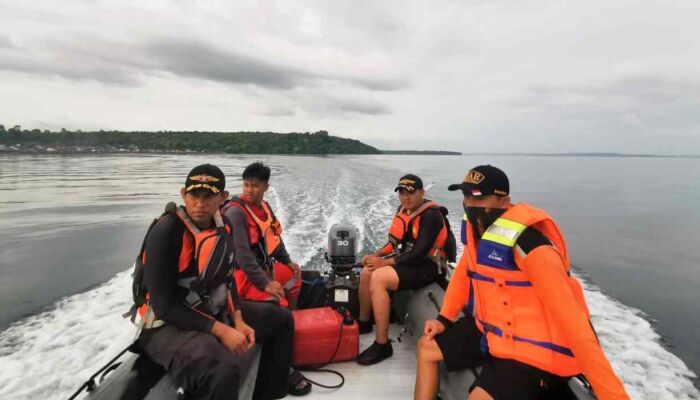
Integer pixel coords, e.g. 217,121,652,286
0,156,698,399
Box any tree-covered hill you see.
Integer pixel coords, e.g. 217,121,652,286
0,125,381,155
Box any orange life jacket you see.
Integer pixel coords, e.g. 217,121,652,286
223,196,282,260
388,200,449,266
465,203,590,377
136,206,235,328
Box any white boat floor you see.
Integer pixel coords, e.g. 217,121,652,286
303,324,417,400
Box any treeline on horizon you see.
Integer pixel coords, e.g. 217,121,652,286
0,124,381,155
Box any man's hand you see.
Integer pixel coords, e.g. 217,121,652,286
235,320,256,351
363,255,391,271
423,319,446,340
211,321,248,354
264,280,285,301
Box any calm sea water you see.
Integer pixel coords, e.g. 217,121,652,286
1,153,699,398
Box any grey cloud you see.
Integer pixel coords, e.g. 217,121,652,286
351,77,410,91
145,40,409,93
501,75,700,151
145,40,308,89
290,91,392,116
255,105,297,117
0,34,14,49
512,75,700,110
0,34,410,97
0,49,142,86
335,100,390,115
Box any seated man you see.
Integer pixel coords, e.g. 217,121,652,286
221,161,310,396
135,164,256,400
419,165,629,400
221,162,301,308
414,197,482,400
357,174,456,365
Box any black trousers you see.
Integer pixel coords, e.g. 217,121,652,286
239,300,295,400
138,325,241,400
137,302,293,400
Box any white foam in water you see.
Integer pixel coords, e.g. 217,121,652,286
1,159,699,400
578,276,699,399
2,250,699,399
0,270,135,400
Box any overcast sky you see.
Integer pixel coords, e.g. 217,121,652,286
1,1,699,154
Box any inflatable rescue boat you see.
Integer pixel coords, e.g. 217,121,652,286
72,224,596,400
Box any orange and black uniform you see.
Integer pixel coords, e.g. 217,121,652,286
137,210,293,400
222,195,300,307
439,203,629,400
377,201,452,290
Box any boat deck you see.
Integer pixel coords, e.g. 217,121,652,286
304,324,417,399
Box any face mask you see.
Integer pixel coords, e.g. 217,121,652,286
464,205,506,240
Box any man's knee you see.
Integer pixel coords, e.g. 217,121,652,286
269,304,294,330
369,268,398,292
171,334,241,399
468,386,494,400
360,268,373,284
417,336,444,363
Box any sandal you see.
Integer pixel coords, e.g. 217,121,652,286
288,368,312,396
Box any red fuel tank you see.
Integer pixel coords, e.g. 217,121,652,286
292,307,359,366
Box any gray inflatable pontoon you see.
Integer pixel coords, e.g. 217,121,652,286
82,345,260,400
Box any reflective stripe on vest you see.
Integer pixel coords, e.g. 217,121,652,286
476,219,528,271
477,319,574,357
467,270,532,287
466,203,588,377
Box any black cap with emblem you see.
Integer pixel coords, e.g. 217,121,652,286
185,164,226,194
447,165,509,197
394,174,424,192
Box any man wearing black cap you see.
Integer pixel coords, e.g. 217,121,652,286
134,163,255,400
418,165,629,400
357,174,456,365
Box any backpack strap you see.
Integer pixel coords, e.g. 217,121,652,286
122,202,177,325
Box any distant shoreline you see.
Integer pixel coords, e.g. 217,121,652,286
462,152,700,159
381,150,462,155
0,127,457,155
0,147,463,156
1,128,695,158
0,148,696,158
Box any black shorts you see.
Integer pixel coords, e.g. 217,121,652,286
434,317,484,371
392,262,441,290
471,356,577,400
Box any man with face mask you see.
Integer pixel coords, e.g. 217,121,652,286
419,165,629,400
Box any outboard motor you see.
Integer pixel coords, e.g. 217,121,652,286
324,224,361,319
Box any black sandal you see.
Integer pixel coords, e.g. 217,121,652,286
289,369,312,396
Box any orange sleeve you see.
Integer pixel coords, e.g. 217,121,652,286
376,242,394,257
439,252,471,321
521,246,629,400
